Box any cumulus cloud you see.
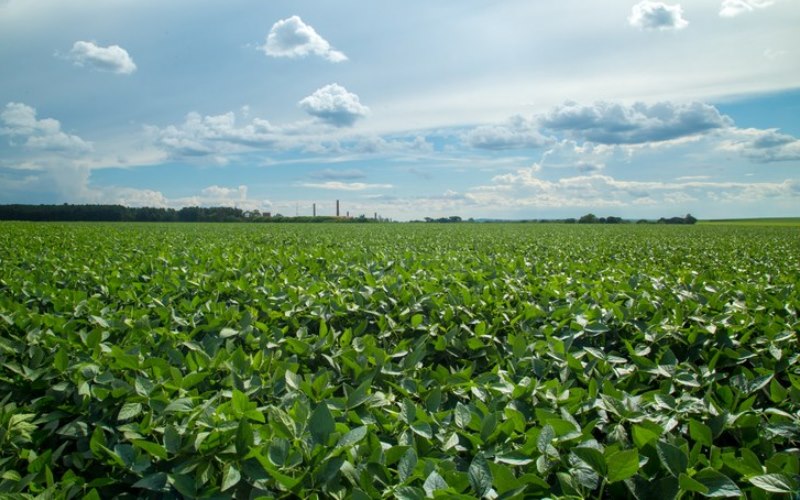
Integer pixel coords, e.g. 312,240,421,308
88,184,269,211
464,115,550,150
299,181,393,191
472,165,798,210
147,110,284,157
260,16,347,62
109,188,170,208
1,102,92,153
719,128,800,162
68,41,137,75
147,103,422,162
298,84,369,127
628,1,689,30
720,0,774,17
540,101,731,144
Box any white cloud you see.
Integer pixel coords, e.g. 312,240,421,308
109,188,170,208
676,175,711,181
85,184,270,212
718,128,800,162
540,101,731,144
200,184,247,200
347,134,433,155
470,165,798,211
260,16,346,62
299,181,393,191
68,41,136,75
629,1,689,31
147,104,424,162
1,102,92,154
147,110,285,157
464,115,550,150
720,0,775,17
298,84,369,127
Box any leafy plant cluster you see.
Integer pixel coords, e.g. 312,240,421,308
0,222,798,499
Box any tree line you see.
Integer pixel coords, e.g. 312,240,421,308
0,205,380,223
576,213,697,225
0,204,698,224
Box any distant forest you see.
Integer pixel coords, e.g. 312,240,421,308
0,204,378,223
0,204,697,224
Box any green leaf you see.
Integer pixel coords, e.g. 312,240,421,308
235,419,253,456
132,472,168,492
748,473,798,494
310,402,335,444
337,425,368,448
285,370,301,390
488,462,522,494
54,348,68,372
455,403,472,428
480,412,498,442
693,469,741,497
657,441,688,477
468,454,493,497
679,473,709,495
632,423,661,449
164,425,181,455
689,419,713,447
89,315,109,329
268,438,289,466
423,471,448,498
220,327,238,338
314,455,345,486
606,449,639,483
1,470,21,481
411,314,424,327
399,447,417,482
572,446,607,476
410,422,433,439
232,389,251,414
495,452,534,466
221,464,241,492
347,379,372,410
164,398,194,413
537,425,555,454
89,426,107,457
395,486,426,500
132,440,168,460
118,402,143,421
746,374,773,394
83,489,101,500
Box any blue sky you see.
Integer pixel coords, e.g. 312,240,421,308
1,0,798,220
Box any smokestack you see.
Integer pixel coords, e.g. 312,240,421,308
313,203,316,217
374,212,377,220
336,200,340,217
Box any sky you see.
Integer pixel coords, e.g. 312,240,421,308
1,0,798,220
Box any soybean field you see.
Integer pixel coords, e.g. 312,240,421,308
0,222,798,499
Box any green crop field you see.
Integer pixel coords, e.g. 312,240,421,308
0,222,798,499
700,218,800,227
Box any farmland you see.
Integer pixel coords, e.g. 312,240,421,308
0,222,798,499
